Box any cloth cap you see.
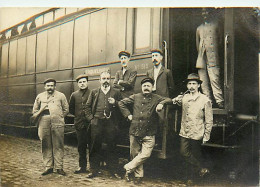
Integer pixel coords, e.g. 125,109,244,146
118,51,131,58
151,48,163,56
76,74,88,82
141,77,154,85
44,78,56,85
185,73,203,84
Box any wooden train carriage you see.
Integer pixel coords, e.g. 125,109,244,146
0,8,258,164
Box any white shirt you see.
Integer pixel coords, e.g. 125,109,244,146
153,64,162,91
101,86,111,95
122,67,127,76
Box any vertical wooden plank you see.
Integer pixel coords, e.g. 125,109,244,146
59,21,74,69
89,9,107,65
17,37,26,75
152,8,161,49
106,8,127,62
9,40,18,75
36,31,47,72
47,26,60,71
1,43,9,77
126,8,134,53
74,15,90,67
26,35,36,74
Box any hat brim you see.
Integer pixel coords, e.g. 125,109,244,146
184,79,203,84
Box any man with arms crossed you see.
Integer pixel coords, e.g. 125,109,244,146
119,77,172,184
33,78,69,176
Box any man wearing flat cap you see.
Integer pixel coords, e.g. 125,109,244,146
118,77,172,184
113,51,137,98
147,49,174,98
33,78,69,176
69,74,91,174
172,73,213,182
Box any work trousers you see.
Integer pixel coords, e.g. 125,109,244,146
125,135,155,178
38,115,64,170
180,137,202,172
198,65,224,104
76,126,90,169
89,118,118,173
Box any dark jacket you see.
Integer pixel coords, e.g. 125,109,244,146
69,88,91,130
85,87,122,123
113,67,137,98
118,93,172,137
147,66,175,98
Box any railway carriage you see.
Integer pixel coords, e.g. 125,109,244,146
0,7,258,182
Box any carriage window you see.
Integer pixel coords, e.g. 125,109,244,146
26,35,36,74
1,43,9,77
17,37,26,75
9,40,18,75
134,8,152,53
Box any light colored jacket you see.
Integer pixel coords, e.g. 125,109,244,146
179,92,213,142
33,90,69,126
196,20,221,69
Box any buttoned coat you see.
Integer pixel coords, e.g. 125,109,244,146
118,93,172,137
33,90,69,126
146,66,175,98
85,87,122,123
113,67,137,98
196,20,221,68
69,88,91,130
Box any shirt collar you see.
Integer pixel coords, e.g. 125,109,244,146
186,92,201,101
154,63,162,70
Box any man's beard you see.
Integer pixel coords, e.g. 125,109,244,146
103,82,110,88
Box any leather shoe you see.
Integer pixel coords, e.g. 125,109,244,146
134,177,143,185
124,171,131,182
57,169,66,176
74,168,87,174
199,168,210,177
41,168,53,176
87,172,97,178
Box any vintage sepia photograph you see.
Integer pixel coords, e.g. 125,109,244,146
0,2,259,186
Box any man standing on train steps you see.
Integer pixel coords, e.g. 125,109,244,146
33,78,69,176
119,77,172,184
113,51,137,98
85,71,122,178
69,74,91,174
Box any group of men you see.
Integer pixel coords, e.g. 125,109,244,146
33,48,214,184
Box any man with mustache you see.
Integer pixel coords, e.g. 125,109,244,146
69,74,91,174
147,49,174,98
172,73,213,184
32,78,69,176
85,71,122,178
196,8,224,108
119,77,172,184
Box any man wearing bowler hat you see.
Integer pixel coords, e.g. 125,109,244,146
113,51,137,98
33,78,69,176
69,74,91,174
119,77,172,184
172,73,213,182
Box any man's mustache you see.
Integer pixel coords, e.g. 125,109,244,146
47,88,54,91
144,89,150,92
153,60,158,63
